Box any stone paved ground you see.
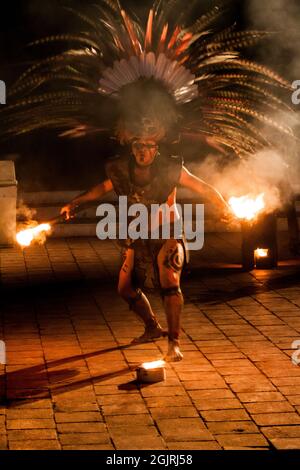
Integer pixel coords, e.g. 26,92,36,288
0,232,300,450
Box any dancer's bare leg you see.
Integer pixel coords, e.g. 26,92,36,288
157,239,184,361
118,247,166,342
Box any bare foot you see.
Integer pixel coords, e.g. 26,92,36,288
131,324,167,344
164,340,184,362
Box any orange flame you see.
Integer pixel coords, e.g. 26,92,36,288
16,223,51,247
255,248,269,258
228,193,265,221
140,360,165,370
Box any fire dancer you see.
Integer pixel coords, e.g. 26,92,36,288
61,131,231,361
2,2,294,357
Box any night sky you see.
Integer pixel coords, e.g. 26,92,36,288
0,0,298,191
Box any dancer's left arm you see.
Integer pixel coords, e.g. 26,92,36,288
179,166,232,220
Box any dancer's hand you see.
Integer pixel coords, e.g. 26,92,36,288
220,203,237,225
60,202,77,220
221,210,235,225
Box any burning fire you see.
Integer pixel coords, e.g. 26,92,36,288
16,223,51,247
255,248,269,258
140,360,165,370
228,193,265,221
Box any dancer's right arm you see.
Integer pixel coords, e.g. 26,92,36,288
60,179,114,220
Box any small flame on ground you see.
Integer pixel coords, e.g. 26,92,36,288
255,248,269,258
16,223,51,247
140,360,166,370
228,193,265,221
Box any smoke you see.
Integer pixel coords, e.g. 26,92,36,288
17,200,37,223
246,0,300,193
189,150,293,213
246,0,300,79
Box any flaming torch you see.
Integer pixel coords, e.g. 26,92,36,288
16,214,67,248
228,193,265,222
16,223,52,247
228,194,278,270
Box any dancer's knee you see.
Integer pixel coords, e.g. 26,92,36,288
118,285,143,309
161,285,182,297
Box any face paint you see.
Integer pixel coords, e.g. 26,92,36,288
132,139,158,167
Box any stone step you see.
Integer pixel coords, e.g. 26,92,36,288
18,191,300,237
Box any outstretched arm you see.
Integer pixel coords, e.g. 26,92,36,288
179,166,230,214
61,179,114,219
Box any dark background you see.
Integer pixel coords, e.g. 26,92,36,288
0,0,298,191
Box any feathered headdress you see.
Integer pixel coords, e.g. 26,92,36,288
0,0,294,157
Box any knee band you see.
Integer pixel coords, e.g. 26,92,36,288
161,286,182,298
128,288,143,309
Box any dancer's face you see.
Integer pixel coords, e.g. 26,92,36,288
131,139,158,167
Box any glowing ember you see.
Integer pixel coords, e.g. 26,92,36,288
255,248,269,258
140,360,165,370
228,193,265,221
16,223,51,247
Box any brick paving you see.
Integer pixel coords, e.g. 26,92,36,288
0,233,300,450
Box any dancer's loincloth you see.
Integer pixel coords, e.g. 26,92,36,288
120,237,189,291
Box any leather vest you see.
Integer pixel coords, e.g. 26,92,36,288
105,153,183,206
